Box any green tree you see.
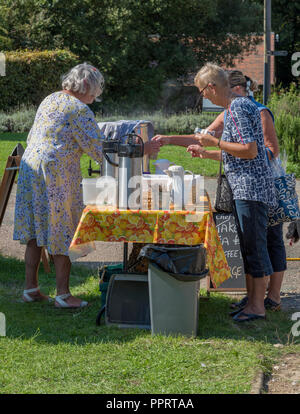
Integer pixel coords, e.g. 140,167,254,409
0,0,264,104
250,0,300,87
272,0,300,86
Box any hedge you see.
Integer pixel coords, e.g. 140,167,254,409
0,49,79,111
275,113,300,163
267,86,300,171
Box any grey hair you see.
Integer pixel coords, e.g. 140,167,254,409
61,63,105,97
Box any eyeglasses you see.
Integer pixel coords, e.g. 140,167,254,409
198,84,209,95
199,83,216,96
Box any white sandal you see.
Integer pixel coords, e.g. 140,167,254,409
55,293,88,308
23,287,53,302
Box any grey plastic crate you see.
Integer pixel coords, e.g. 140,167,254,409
148,263,200,337
105,273,151,329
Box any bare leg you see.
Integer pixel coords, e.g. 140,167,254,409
23,239,50,301
238,275,268,318
53,255,86,307
267,271,284,304
53,254,72,295
245,273,253,300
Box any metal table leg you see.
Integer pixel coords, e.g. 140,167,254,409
123,242,128,272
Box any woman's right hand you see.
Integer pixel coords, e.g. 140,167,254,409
144,140,162,155
152,135,171,146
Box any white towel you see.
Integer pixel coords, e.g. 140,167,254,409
97,120,154,142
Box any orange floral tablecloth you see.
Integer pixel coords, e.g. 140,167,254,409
69,198,231,288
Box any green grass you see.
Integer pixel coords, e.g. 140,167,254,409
0,254,299,394
150,145,218,176
0,133,219,180
0,133,27,178
0,132,99,180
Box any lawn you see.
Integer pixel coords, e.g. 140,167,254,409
0,254,299,394
0,133,219,180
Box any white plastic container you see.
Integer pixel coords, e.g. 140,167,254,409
184,174,204,209
141,173,204,210
142,174,171,210
81,178,100,205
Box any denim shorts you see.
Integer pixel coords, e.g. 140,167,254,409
267,223,287,272
233,199,273,278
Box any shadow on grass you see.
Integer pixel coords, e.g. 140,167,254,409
0,254,148,345
0,254,297,347
0,132,28,141
198,292,298,346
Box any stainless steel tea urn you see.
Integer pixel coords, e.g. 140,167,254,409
101,132,119,180
99,133,119,207
118,133,144,209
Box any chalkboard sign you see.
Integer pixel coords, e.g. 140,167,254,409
212,212,246,291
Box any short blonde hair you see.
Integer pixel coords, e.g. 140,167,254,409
194,63,229,89
61,63,105,97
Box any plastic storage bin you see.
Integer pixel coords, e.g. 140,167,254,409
148,262,201,337
82,178,100,205
141,174,170,210
141,173,203,210
105,273,151,329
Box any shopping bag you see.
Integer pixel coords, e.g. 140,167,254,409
214,159,233,213
268,173,300,226
214,109,233,213
266,149,300,226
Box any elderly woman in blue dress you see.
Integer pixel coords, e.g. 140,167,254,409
187,63,277,322
14,63,107,308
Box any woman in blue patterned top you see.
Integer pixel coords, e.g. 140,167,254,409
187,63,277,322
226,71,286,313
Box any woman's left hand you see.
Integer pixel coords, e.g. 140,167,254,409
187,144,206,158
195,133,218,147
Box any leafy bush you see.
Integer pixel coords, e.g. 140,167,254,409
94,111,217,135
275,113,300,162
268,84,300,118
0,103,217,135
0,49,79,111
0,105,36,133
268,85,300,165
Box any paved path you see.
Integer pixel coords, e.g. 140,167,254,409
1,180,299,309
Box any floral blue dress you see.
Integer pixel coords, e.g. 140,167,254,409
13,91,104,255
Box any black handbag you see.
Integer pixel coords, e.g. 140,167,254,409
214,155,233,213
214,109,233,213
